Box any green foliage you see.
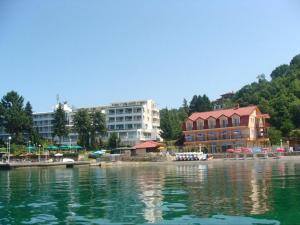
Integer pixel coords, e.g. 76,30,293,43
160,107,188,142
108,132,120,149
268,127,282,145
189,94,212,115
290,54,300,68
73,109,91,147
90,111,106,148
270,64,289,80
52,103,69,144
233,53,300,137
73,109,106,149
0,91,32,143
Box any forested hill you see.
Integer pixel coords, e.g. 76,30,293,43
233,54,300,140
160,54,300,144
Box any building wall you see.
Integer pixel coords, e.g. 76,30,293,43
103,100,161,146
0,100,161,147
183,108,269,152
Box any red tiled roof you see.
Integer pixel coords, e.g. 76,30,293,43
134,141,161,149
188,106,259,121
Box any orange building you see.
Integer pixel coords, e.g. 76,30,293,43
183,106,270,153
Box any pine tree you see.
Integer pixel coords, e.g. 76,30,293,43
52,103,69,144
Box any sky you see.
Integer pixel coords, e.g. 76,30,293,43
0,0,300,112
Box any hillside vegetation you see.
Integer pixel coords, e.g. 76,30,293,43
160,54,300,145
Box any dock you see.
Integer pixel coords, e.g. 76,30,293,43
0,161,90,170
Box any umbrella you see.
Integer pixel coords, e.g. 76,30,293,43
276,148,285,153
242,148,252,153
72,145,83,150
226,149,235,153
46,145,59,151
59,145,72,150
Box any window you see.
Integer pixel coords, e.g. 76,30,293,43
116,124,124,130
109,110,115,115
221,119,228,128
233,117,240,126
197,120,204,130
186,122,193,130
185,135,194,142
221,131,228,139
233,130,241,139
197,133,205,141
208,132,217,140
208,119,216,129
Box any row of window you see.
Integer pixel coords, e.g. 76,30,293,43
108,116,142,123
108,123,142,130
186,118,241,130
108,107,143,115
185,130,243,142
34,120,53,126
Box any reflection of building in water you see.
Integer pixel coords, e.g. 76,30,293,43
177,162,274,217
137,170,165,223
176,164,208,183
250,162,272,214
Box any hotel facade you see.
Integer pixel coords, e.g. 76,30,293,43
1,100,161,146
183,106,270,153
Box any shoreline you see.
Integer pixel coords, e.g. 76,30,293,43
1,155,299,170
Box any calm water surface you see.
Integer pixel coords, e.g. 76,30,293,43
1,160,300,225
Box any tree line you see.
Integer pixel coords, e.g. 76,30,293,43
0,91,118,150
160,54,300,146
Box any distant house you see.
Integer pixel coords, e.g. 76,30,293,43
133,141,163,156
213,92,235,110
183,106,270,153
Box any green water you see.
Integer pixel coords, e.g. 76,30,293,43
0,160,300,225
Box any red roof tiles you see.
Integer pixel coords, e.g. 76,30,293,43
134,141,162,149
188,106,259,121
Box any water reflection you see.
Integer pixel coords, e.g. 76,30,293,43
0,160,300,224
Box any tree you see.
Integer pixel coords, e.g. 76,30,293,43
270,64,289,80
159,108,173,140
90,111,106,148
268,127,282,145
182,98,189,116
0,91,28,143
73,109,91,147
52,103,69,144
290,54,300,68
108,132,120,149
24,101,34,138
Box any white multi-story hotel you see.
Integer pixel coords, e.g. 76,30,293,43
103,100,161,146
0,100,161,146
32,103,78,145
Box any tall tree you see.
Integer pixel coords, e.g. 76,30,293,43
52,103,69,144
24,101,34,138
73,109,91,147
182,98,189,116
90,111,106,148
159,108,172,140
0,91,28,143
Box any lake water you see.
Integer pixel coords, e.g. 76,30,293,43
0,160,300,225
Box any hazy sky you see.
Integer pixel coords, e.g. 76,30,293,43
0,0,300,112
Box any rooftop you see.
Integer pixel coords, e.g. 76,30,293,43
188,105,262,121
